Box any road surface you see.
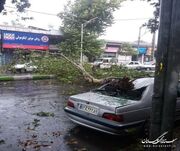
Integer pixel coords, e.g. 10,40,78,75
0,80,139,151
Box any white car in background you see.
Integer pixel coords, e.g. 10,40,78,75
93,58,115,69
13,62,37,73
93,59,104,67
125,61,143,70
142,62,156,71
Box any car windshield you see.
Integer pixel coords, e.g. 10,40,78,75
93,84,146,100
95,59,103,62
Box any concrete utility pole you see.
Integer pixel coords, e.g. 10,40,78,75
80,17,98,65
137,25,143,62
151,32,156,62
150,0,179,146
80,23,84,65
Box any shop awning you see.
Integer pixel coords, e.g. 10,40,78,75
105,47,119,53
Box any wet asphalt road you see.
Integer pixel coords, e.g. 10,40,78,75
0,80,139,151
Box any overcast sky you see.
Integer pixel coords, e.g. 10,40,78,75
0,0,155,43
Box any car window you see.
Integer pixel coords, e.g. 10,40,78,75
94,84,146,101
129,62,133,65
123,87,146,100
135,62,139,65
95,59,103,62
103,59,109,63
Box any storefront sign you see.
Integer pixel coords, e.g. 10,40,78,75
2,30,49,50
138,47,147,54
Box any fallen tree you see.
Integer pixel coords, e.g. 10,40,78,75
50,53,137,91
51,52,103,83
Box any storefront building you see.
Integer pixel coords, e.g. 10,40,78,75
0,25,63,65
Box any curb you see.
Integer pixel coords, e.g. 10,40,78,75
0,75,55,81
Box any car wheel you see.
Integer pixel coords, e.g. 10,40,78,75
16,69,21,73
21,69,26,73
136,67,140,70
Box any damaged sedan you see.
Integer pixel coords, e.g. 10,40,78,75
64,77,180,135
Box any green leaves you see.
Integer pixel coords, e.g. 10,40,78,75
143,0,160,33
35,112,55,117
35,55,82,84
121,43,138,56
0,0,31,13
59,0,123,60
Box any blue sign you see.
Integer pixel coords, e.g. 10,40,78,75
2,30,49,50
138,47,147,54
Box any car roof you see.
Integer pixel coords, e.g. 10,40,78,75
133,78,154,89
130,61,140,62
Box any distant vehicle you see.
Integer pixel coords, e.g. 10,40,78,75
99,63,112,69
141,62,156,71
93,58,104,67
13,62,37,73
93,58,116,69
64,77,180,135
125,61,143,70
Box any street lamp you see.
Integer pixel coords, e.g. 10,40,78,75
137,25,143,52
137,25,146,64
80,17,98,65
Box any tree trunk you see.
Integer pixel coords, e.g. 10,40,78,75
52,53,104,83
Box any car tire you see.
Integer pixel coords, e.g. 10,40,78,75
16,69,21,73
21,69,26,73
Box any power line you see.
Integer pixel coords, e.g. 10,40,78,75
114,18,150,21
4,5,151,21
5,6,58,16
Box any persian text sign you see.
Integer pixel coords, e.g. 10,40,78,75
2,30,49,50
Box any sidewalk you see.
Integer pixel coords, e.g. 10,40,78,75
0,74,55,81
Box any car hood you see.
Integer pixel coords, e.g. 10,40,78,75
70,92,137,111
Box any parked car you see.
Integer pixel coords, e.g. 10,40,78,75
141,62,156,71
64,78,180,135
125,61,143,70
13,62,37,73
99,63,112,69
93,59,104,67
93,58,117,69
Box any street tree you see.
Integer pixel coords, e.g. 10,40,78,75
0,0,30,13
120,43,138,56
143,0,160,33
58,0,123,61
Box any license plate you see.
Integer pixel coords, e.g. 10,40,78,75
78,103,98,115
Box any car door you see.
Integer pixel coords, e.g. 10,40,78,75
134,62,140,69
129,62,134,68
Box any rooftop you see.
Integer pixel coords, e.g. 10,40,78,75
0,25,63,36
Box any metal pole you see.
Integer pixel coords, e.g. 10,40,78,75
80,17,98,65
151,32,156,62
0,30,2,66
80,24,83,65
137,26,142,62
0,30,2,53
